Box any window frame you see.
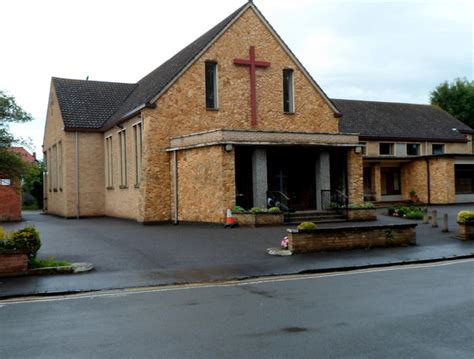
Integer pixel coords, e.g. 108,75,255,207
406,143,420,156
132,122,143,187
432,144,445,155
205,61,218,110
283,68,295,114
118,129,128,188
105,135,114,189
379,143,394,156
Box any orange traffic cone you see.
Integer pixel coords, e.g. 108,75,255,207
224,206,237,228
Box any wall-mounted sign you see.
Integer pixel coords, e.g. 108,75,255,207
0,179,11,186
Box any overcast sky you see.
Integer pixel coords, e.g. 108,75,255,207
1,0,472,159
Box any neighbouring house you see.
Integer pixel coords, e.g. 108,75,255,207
337,100,474,204
42,1,473,224
0,147,37,221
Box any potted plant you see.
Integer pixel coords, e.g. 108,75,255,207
409,190,419,203
0,226,41,276
456,210,474,240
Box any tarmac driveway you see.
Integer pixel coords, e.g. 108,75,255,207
1,204,473,298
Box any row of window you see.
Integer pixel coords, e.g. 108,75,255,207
45,141,63,192
105,122,142,189
205,62,295,113
360,142,445,156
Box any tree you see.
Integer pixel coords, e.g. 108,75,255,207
22,160,44,208
430,78,474,128
0,91,34,178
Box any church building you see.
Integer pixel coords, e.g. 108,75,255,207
42,1,473,224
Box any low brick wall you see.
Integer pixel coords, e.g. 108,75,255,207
288,223,417,254
457,222,474,240
234,213,284,227
345,208,377,221
0,251,28,277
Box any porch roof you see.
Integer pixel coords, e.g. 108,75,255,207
167,129,360,151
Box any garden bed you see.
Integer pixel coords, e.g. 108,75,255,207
343,208,377,221
234,213,284,227
287,223,417,254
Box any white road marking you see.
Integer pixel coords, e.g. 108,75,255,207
1,258,473,306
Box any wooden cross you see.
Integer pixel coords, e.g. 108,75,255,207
234,46,271,126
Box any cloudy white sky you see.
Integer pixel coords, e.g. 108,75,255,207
1,0,472,159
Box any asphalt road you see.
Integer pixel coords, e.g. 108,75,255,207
1,259,473,359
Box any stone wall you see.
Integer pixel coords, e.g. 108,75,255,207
429,157,456,204
176,145,235,223
345,208,377,221
401,160,428,203
139,7,342,222
0,178,21,222
288,224,416,253
347,150,364,205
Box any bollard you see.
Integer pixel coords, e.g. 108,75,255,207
431,210,438,228
442,213,449,233
422,207,429,224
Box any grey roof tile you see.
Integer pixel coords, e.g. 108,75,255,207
53,77,136,129
335,99,473,142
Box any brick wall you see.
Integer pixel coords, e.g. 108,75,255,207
429,157,455,204
0,252,28,276
138,7,342,222
176,145,235,223
288,224,416,253
401,160,428,202
347,150,364,205
0,178,21,222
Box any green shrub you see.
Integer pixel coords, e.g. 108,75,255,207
328,202,341,209
348,202,375,209
457,211,474,223
249,207,266,214
231,205,246,214
297,222,318,231
267,207,281,214
406,210,423,220
6,227,41,259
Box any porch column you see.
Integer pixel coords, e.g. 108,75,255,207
371,163,382,202
252,148,268,208
316,151,331,211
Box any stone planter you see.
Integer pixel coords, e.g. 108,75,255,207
234,213,284,227
457,221,474,240
344,208,377,221
0,250,29,277
287,223,417,254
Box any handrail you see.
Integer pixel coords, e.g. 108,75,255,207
267,190,290,201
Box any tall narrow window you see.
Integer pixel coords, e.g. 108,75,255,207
283,69,294,113
45,150,51,192
51,144,57,190
105,136,113,188
205,62,218,109
118,130,127,188
58,141,63,190
133,123,143,186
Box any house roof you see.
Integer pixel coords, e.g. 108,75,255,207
334,99,474,142
52,77,136,130
10,147,37,164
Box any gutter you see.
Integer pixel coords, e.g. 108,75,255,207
425,158,431,205
173,150,179,225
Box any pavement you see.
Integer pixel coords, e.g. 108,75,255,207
0,204,473,298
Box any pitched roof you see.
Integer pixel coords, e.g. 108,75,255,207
102,2,250,129
52,77,136,129
53,1,339,131
9,147,37,164
335,99,474,142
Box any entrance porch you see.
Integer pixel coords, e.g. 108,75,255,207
235,146,348,212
